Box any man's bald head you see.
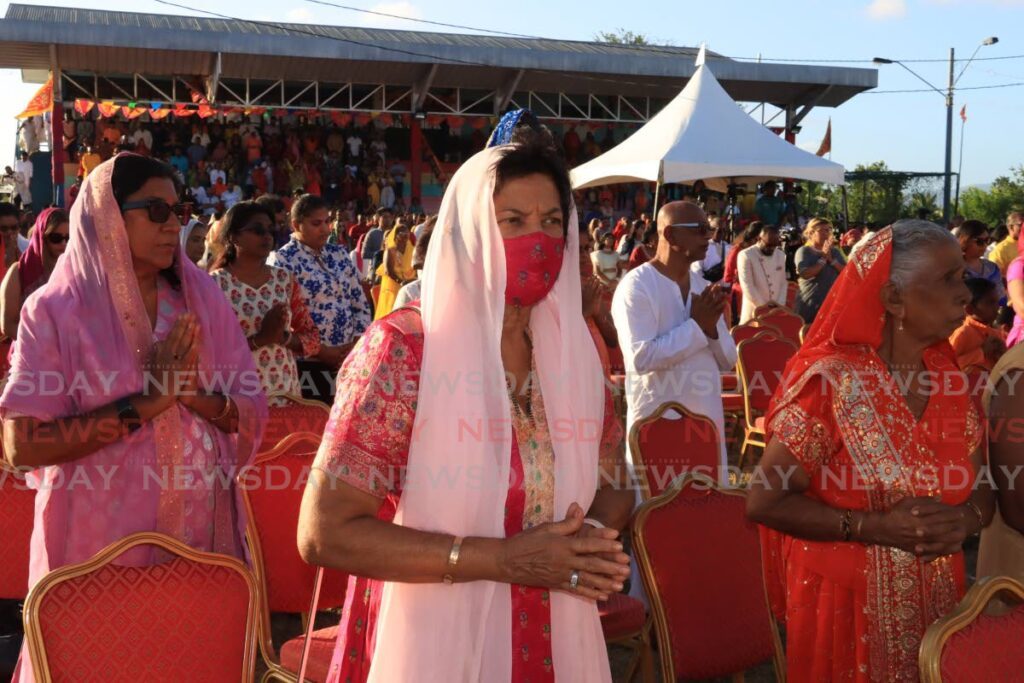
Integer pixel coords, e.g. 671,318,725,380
655,200,711,265
657,201,706,238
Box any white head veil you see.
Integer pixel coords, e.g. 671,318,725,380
367,146,611,682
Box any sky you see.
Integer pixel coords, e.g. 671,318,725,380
0,0,1021,187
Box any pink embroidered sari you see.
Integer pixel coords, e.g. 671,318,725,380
1,155,267,682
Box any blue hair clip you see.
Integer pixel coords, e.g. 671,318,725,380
487,109,530,148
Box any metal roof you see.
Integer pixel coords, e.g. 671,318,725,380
0,3,877,107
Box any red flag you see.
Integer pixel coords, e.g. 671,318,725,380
960,105,967,123
815,118,832,157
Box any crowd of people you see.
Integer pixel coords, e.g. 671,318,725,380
1,104,1023,683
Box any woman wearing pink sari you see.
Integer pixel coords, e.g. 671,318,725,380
298,126,633,682
1,154,267,682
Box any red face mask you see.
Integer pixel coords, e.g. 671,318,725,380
503,231,565,308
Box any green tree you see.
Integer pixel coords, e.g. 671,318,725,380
840,161,911,225
959,166,1024,227
594,29,652,45
906,190,940,221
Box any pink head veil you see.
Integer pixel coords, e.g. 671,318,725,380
1,154,266,574
366,147,611,682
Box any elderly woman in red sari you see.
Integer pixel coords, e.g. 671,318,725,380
747,221,994,682
298,128,633,682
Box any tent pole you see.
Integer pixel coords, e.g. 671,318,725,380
652,167,662,218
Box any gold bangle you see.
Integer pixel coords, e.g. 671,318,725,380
965,501,984,533
442,535,463,585
839,509,853,542
854,513,866,542
213,394,233,422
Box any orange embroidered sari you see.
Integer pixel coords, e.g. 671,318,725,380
761,229,983,682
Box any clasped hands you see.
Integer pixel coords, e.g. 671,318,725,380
500,502,631,602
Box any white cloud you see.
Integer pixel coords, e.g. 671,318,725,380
866,0,908,19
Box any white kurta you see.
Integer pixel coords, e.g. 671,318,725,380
611,262,737,482
736,244,787,323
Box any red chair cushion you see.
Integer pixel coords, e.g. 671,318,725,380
278,625,339,683
635,411,720,498
731,324,770,346
0,471,35,599
261,403,330,453
638,485,775,679
245,444,347,613
600,593,646,640
36,558,252,683
939,604,1024,681
721,393,744,413
720,372,738,392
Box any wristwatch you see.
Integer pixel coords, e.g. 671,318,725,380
115,396,143,434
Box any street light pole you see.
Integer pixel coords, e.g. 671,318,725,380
943,47,955,225
873,37,996,226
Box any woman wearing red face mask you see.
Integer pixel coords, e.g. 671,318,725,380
297,117,634,683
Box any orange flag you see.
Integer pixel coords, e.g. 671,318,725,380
16,74,53,119
815,118,832,157
97,101,119,118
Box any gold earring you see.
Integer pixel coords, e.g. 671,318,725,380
898,319,904,332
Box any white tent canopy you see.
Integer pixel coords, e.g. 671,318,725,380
570,47,846,190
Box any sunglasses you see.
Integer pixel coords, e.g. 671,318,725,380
46,232,70,245
667,221,713,237
120,199,185,225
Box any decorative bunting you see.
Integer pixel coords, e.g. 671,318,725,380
97,101,119,118
150,108,172,121
74,99,95,116
197,104,217,119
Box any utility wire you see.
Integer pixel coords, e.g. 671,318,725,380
154,0,1024,96
303,0,1024,65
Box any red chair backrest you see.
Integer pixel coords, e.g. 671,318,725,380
239,432,347,615
939,604,1024,681
737,331,799,413
754,309,803,345
920,576,1024,683
630,402,721,499
261,395,331,454
0,467,35,599
24,532,258,683
731,323,777,346
633,475,779,680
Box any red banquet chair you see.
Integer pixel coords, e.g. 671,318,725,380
736,330,799,468
752,307,803,346
919,575,1024,683
629,401,722,500
237,431,349,683
22,532,259,683
631,474,785,682
731,322,779,347
0,465,35,600
600,592,656,683
260,393,331,454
